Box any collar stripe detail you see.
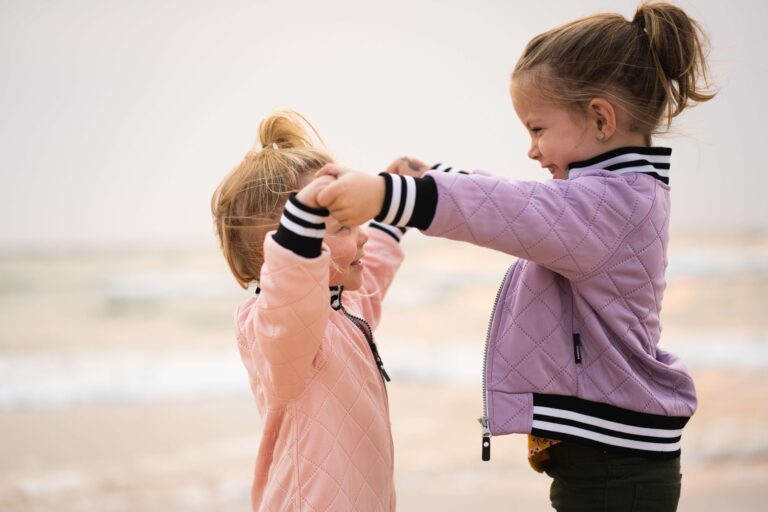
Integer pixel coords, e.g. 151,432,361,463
568,147,672,185
330,285,342,310
569,146,671,170
605,160,670,172
255,283,343,311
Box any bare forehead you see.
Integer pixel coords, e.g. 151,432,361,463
511,74,549,101
512,83,556,118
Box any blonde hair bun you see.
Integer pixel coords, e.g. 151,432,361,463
258,109,325,151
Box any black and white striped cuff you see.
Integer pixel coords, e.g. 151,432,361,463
272,194,329,258
530,394,689,459
431,163,469,175
368,221,407,243
374,173,437,230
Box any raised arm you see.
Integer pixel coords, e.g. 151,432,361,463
318,164,655,279
238,181,334,401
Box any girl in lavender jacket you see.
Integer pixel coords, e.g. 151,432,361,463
315,2,715,510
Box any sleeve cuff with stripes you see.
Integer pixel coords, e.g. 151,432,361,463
431,163,469,175
272,193,329,258
374,173,437,230
368,221,407,243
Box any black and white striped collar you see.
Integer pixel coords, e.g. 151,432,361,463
567,146,671,184
329,286,343,310
254,282,344,310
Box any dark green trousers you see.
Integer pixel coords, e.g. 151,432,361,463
543,442,682,512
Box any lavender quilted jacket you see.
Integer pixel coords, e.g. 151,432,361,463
375,146,696,460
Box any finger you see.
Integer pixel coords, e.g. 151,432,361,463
385,160,402,174
413,158,428,171
316,182,339,208
313,174,336,187
402,157,424,173
315,164,344,178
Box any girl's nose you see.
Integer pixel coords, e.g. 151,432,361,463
528,143,540,160
358,228,369,247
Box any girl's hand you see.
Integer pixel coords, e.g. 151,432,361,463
295,175,336,209
386,156,429,177
315,164,385,226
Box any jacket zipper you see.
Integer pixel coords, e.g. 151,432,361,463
337,291,391,383
478,264,513,461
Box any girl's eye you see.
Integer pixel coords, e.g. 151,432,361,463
531,127,542,134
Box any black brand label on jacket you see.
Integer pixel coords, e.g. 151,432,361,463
573,333,582,364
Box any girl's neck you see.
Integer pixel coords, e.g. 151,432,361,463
603,130,649,151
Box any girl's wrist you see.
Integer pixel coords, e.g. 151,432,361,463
272,194,329,258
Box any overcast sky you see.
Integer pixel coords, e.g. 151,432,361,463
1,0,765,249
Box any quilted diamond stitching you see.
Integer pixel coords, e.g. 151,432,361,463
491,282,572,393
441,177,535,260
292,326,389,509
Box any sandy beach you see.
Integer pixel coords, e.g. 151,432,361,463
1,232,767,511
2,374,767,511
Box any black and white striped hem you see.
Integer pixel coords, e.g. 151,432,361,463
530,394,688,459
431,163,469,175
272,194,328,258
368,221,407,242
375,173,437,230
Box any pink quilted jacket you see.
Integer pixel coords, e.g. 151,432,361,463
235,195,405,511
375,147,696,461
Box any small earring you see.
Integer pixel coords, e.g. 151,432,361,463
598,131,605,143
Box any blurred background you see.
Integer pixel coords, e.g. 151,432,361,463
1,0,766,510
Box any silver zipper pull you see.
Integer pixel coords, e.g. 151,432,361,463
478,416,491,461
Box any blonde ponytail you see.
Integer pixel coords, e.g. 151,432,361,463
211,109,332,288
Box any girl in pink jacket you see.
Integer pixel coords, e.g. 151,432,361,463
211,110,404,511
313,2,715,511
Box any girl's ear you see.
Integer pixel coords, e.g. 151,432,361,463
587,98,617,142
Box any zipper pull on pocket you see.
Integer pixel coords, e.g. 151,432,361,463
478,416,491,461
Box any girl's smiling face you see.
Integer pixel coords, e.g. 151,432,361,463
511,81,605,180
324,216,368,290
